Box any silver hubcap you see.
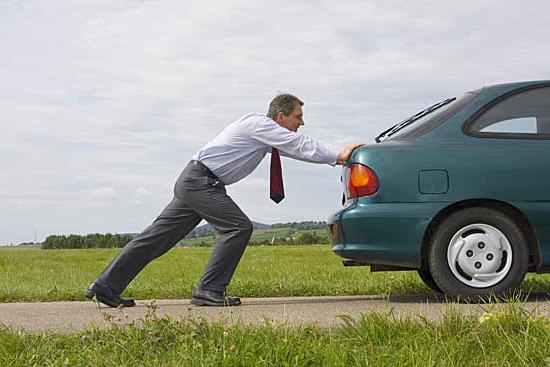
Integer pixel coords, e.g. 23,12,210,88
447,223,512,288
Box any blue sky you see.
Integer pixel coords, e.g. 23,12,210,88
1,0,550,244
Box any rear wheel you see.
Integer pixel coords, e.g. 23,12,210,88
428,207,528,301
417,267,443,293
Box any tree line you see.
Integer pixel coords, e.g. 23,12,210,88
42,233,134,249
268,221,327,230
185,221,327,239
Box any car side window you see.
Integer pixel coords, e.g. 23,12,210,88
480,117,537,134
469,86,550,137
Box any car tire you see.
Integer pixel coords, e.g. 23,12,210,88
417,267,443,293
428,207,529,301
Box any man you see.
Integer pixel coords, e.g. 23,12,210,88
86,94,361,307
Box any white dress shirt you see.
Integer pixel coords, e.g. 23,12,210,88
192,113,339,185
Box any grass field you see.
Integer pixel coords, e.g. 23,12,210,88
179,227,325,246
1,245,550,302
1,304,549,366
2,246,550,366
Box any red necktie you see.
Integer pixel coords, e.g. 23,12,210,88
270,148,285,203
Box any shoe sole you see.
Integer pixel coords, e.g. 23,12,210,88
191,298,241,307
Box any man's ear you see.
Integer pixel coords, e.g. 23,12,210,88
275,111,284,124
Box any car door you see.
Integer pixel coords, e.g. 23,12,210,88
464,85,550,268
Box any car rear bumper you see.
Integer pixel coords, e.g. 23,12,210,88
329,200,447,268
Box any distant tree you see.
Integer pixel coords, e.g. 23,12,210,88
42,233,133,249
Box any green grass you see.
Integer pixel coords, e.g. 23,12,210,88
1,303,549,366
1,246,550,302
2,246,550,366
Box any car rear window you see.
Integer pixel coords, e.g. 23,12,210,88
388,91,478,141
467,86,550,138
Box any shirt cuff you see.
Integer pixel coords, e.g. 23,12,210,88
327,149,339,166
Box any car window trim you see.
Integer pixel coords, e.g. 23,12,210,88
463,82,550,141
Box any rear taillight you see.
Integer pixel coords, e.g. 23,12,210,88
346,163,379,198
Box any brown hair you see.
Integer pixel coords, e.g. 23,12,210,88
267,93,304,119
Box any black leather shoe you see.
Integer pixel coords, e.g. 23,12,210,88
191,287,241,306
85,282,136,308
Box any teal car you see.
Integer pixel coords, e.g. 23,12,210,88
329,80,550,300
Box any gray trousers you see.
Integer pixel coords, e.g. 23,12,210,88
95,160,253,294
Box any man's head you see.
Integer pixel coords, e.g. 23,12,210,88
267,93,305,132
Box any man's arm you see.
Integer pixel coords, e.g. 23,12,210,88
251,116,359,166
269,143,361,165
267,146,333,164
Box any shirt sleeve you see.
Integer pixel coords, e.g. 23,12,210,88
250,116,339,166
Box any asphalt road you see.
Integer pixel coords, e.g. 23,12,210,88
2,294,550,334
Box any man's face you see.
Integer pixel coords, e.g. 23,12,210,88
276,104,305,132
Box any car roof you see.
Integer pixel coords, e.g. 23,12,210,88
481,80,550,96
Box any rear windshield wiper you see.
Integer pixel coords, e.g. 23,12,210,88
375,97,456,143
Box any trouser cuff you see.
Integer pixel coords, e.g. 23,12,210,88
195,283,225,293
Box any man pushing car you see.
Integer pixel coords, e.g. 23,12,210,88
86,93,362,307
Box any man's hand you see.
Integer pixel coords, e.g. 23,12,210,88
336,143,363,165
